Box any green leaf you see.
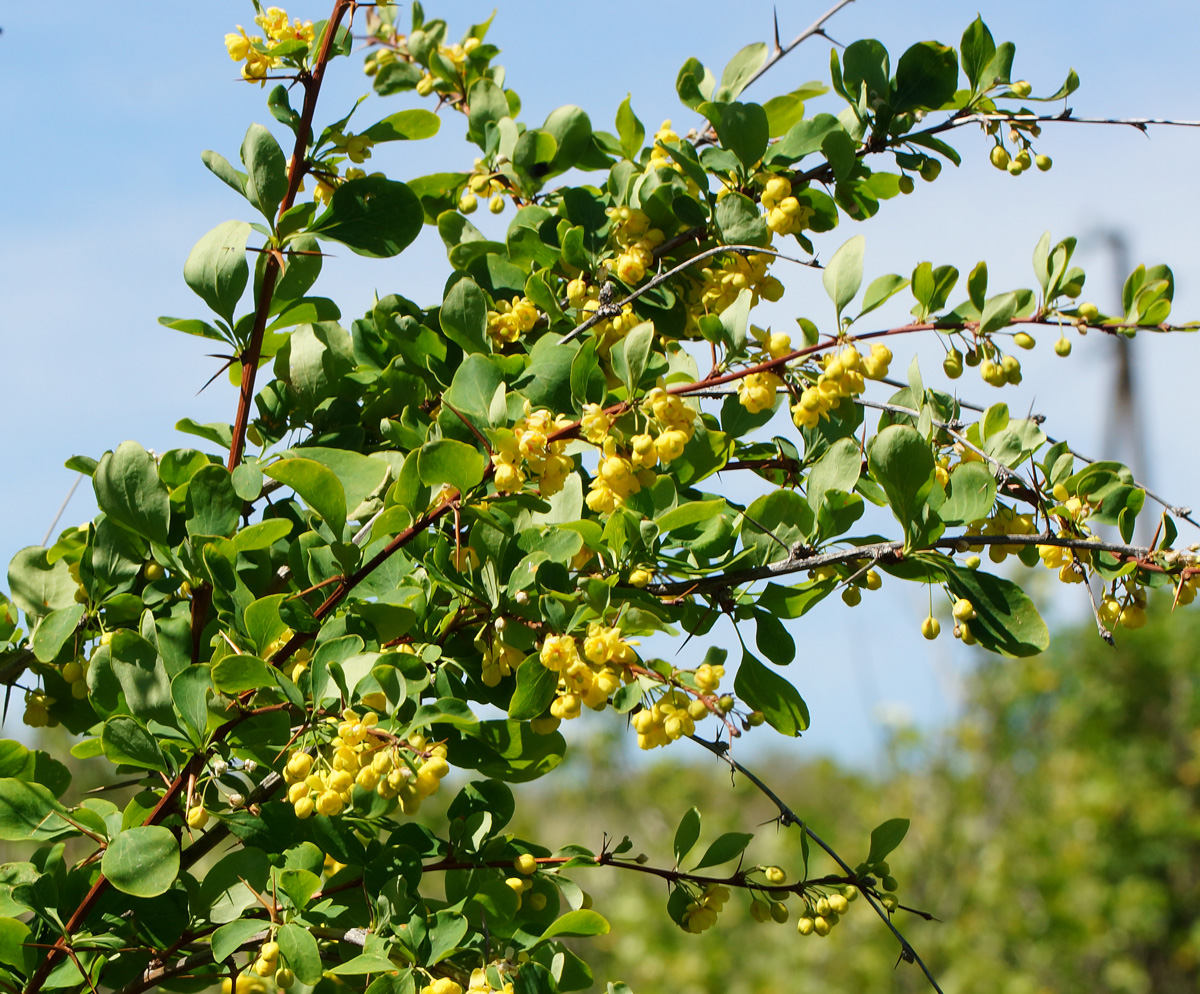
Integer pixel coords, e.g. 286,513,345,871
241,123,288,220
968,261,988,311
186,465,242,538
615,94,645,159
108,630,174,724
940,462,997,526
705,101,770,168
183,220,251,325
7,547,75,619
868,424,936,538
768,113,844,164
467,79,510,147
866,818,910,864
673,807,702,866
172,666,213,742
440,277,489,354
0,779,74,841
960,17,997,93
979,291,1019,336
418,439,486,496
278,921,323,985
102,826,179,898
656,500,726,534
609,321,654,396
211,655,274,694
539,909,610,940
807,437,861,512
676,57,715,111
329,953,401,976
714,192,769,247
716,42,768,101
509,655,558,721
842,38,891,105
858,274,910,320
823,235,865,323
362,108,441,142
692,831,755,870
734,653,809,736
234,518,293,553
944,564,1050,657
211,919,265,965
892,42,959,113
31,604,84,663
742,490,812,565
264,458,347,536
200,150,247,198
101,716,167,772
94,441,172,545
311,177,423,258
542,105,593,174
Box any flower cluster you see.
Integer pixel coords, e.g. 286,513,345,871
1038,543,1089,584
693,251,785,318
631,689,711,749
22,689,55,728
225,8,314,82
491,404,575,497
284,711,451,818
606,206,665,286
965,503,1036,563
538,625,636,720
682,884,731,933
463,163,510,215
585,437,654,513
480,633,524,687
331,132,374,165
791,344,891,429
487,296,540,344
796,887,855,937
759,176,809,236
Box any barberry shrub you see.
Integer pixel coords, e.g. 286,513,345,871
2,3,1197,994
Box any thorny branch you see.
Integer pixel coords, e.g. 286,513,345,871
688,735,946,994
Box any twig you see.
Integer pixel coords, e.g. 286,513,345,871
645,533,1161,599
41,473,83,547
740,0,860,95
689,735,945,994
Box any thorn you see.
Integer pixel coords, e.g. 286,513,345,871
772,7,782,54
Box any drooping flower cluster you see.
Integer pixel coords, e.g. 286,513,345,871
693,251,785,317
759,176,809,236
480,633,524,687
225,7,315,82
791,344,891,429
796,888,855,937
605,206,665,286
538,625,636,720
966,503,1036,562
632,689,709,748
682,884,731,933
487,296,540,344
491,404,575,497
284,711,451,818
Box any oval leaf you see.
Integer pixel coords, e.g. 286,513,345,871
102,826,179,898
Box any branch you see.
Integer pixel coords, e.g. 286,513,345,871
644,533,1161,599
740,0,859,95
227,2,352,471
688,735,945,994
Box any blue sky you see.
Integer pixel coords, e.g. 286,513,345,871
2,1,1198,763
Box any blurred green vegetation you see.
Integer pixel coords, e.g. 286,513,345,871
508,604,1200,994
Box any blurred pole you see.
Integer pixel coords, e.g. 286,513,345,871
1095,231,1147,483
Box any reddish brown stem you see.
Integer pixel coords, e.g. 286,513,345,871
227,1,353,471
